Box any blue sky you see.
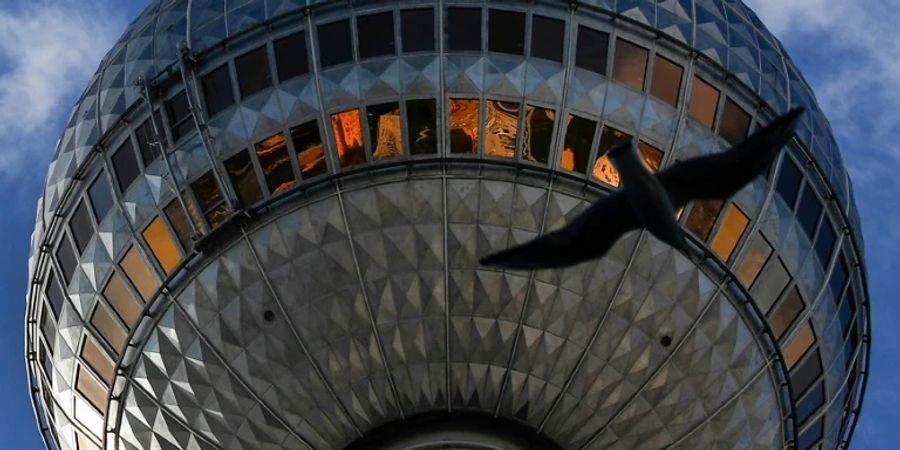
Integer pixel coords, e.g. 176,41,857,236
0,0,895,448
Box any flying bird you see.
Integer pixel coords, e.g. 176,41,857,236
480,108,805,270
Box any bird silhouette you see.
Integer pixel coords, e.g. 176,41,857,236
480,108,805,270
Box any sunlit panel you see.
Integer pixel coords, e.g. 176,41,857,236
225,150,263,206
74,395,104,439
523,106,554,164
709,203,749,261
367,103,404,160
688,76,719,128
406,99,437,155
612,39,648,90
290,121,327,177
90,303,127,355
449,99,480,154
331,109,366,167
120,246,158,302
484,100,518,158
783,321,815,369
102,272,141,327
769,287,805,340
80,336,115,385
255,133,296,194
750,255,791,314
77,431,101,450
142,216,182,275
560,114,596,173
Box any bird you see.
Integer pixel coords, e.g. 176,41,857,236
480,107,805,270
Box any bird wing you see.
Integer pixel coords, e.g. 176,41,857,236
480,192,638,270
657,108,804,208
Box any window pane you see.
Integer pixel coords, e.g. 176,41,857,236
401,9,434,53
685,199,723,240
165,91,193,141
488,9,525,55
449,99,480,154
796,381,824,425
225,150,263,206
719,98,751,145
291,121,328,177
838,291,856,337
318,19,352,68
77,432,101,450
56,234,78,284
814,219,835,265
592,126,632,187
790,348,821,396
111,140,140,193
531,15,564,63
42,307,56,348
750,256,790,313
485,100,518,158
447,8,481,51
357,12,395,59
70,200,94,255
650,55,682,107
575,26,609,74
81,337,114,385
843,331,858,368
710,204,749,261
163,199,194,251
797,185,822,239
191,171,229,228
202,64,235,117
135,118,161,167
523,106,554,164
688,76,719,128
406,99,437,155
120,246,158,302
776,156,803,207
142,216,182,275
236,46,272,98
783,321,815,369
331,109,366,167
638,142,664,172
102,272,142,328
90,303,127,354
44,272,65,318
769,287,805,340
88,173,114,223
797,419,823,449
256,133,296,194
74,395,104,439
829,259,848,300
76,366,107,414
612,39,648,90
365,103,404,160
560,114,596,173
273,32,309,82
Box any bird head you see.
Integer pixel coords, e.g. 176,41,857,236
606,138,637,169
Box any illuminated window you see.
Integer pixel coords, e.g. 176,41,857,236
255,133,296,194
775,156,803,207
488,9,525,55
235,46,272,98
688,76,719,128
406,99,437,155
102,272,142,328
225,150,263,206
135,117,162,166
165,91,193,141
449,99,480,154
290,121,327,177
750,255,790,313
331,109,366,167
274,32,309,82
797,418,823,449
560,114,596,173
90,303,127,354
318,20,352,68
191,171,229,228
709,203,749,261
201,64,235,117
612,39,648,91
163,199,195,251
357,12,395,59
796,381,824,425
120,246,158,302
685,199,723,240
650,55,682,107
44,272,65,318
531,15,564,63
592,127,632,186
80,336,114,384
575,26,609,74
401,9,434,53
56,234,78,284
791,348,822,396
523,105,554,164
142,216,182,275
814,218,835,265
769,287,804,340
719,98,751,145
734,233,772,286
484,100,518,158
447,8,481,51
76,365,107,414
111,140,140,193
783,321,815,369
796,184,822,239
69,199,94,255
367,102,404,160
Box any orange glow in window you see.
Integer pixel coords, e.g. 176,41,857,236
331,109,365,167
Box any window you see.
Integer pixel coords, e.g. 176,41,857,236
135,117,161,166
575,26,609,74
814,219,835,265
401,9,434,53
406,99,437,155
650,55,682,107
41,307,56,348
357,12,395,59
142,216,182,275
750,256,790,314
56,234,78,284
255,133,296,194
290,121,328,177
69,199,94,254
80,336,114,384
688,76,719,128
201,64,235,116
783,321,815,369
488,10,525,55
273,32,309,82
775,156,803,207
796,185,822,239
484,100,518,158
88,173,114,223
560,114,596,173
719,98,751,145
449,99,480,154
838,290,856,337
592,126,632,186
829,259,848,299
225,150,263,206
38,343,52,379
111,140,140,193
796,381,824,425
191,171,229,228
90,303,128,353
163,199,194,251
44,272,65,318
102,272,142,328
76,366,107,414
769,287,804,340
318,19,353,68
235,46,272,98
531,15,564,63
843,331,858,368
523,106,554,164
120,246,158,302
797,419,823,449
709,204,749,261
77,432,101,450
447,8,481,51
612,39,648,91
685,199,724,240
165,91,193,142
331,109,366,167
367,103,404,160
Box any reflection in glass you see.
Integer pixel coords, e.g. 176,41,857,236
776,156,803,207
135,117,162,166
449,99,480,154
111,140,140,193
164,199,194,251
74,396,104,439
783,321,815,369
488,9,525,55
406,99,437,155
291,121,327,177
255,133,296,194
44,272,64,317
70,199,94,254
89,172,114,222
447,8,481,51
523,106,554,164
531,15,564,63
120,246,158,302
684,199,723,240
750,256,790,314
688,76,719,128
709,203,749,261
650,55,682,107
592,127,632,186
56,234,78,284
225,150,263,206
560,114,596,173
367,103,404,160
796,381,824,425
814,219,835,265
790,348,821,396
638,142,664,172
90,303,127,354
575,26,609,74
165,91,193,141
719,98,751,145
318,20,353,68
829,259,848,299
81,336,114,384
401,9,435,53
796,184,822,239
142,216,182,275
736,232,773,288
102,272,142,328
77,432,101,450
331,109,366,167
191,171,229,228
235,46,272,99
612,39,648,90
274,32,309,82
485,100,518,158
357,12,395,59
76,365,107,414
201,64,235,117
769,287,805,340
